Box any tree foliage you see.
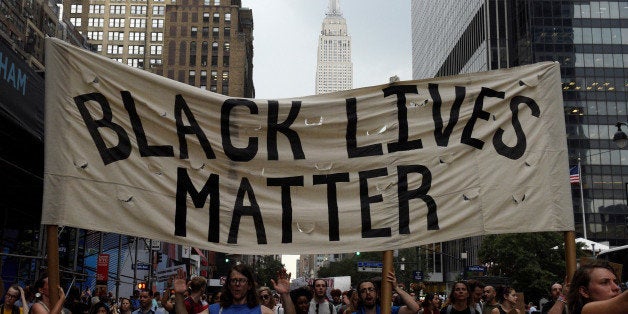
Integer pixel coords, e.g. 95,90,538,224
254,255,286,287
478,232,586,303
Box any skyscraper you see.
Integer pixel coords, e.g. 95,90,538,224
411,0,628,284
315,0,353,94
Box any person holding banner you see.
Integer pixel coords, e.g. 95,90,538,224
353,271,419,314
545,260,624,314
174,266,294,314
30,274,66,314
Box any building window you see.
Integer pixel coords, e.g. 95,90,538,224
225,13,231,22
211,70,217,82
152,6,164,15
107,45,124,54
130,5,147,15
223,42,229,53
191,27,198,37
109,18,125,27
202,27,209,38
110,5,126,14
189,70,196,85
212,41,218,52
203,12,210,22
204,0,210,5
128,45,145,54
222,55,229,66
149,58,162,66
70,17,82,27
211,55,218,66
127,58,144,68
87,31,103,40
214,0,220,5
88,18,104,27
93,44,103,52
89,5,104,14
152,19,164,28
212,27,219,37
223,27,230,38
130,19,146,28
70,4,82,13
150,45,163,55
213,12,220,23
151,32,163,41
222,70,229,80
129,32,145,41
109,31,125,41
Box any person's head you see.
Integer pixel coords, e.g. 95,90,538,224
357,279,379,309
221,264,258,308
138,290,152,310
119,298,131,312
330,289,341,304
258,287,275,308
483,285,496,303
210,292,221,304
448,281,470,306
567,261,621,314
313,279,327,299
90,301,109,314
431,293,441,309
466,279,484,303
34,273,49,299
550,283,562,300
496,285,517,307
421,293,435,310
189,276,207,294
290,287,312,314
4,285,21,307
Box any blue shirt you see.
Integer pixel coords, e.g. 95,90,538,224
209,303,262,314
353,305,400,314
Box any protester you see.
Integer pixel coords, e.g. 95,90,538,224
208,293,221,305
184,276,208,314
481,286,498,314
118,298,133,314
353,271,420,314
2,284,29,314
418,293,440,314
309,279,333,314
441,281,474,314
65,286,89,314
290,287,312,314
132,291,154,314
90,302,110,314
259,287,283,314
491,285,520,314
539,283,561,314
173,266,294,314
329,290,341,314
343,290,358,314
466,280,484,314
30,274,66,314
526,302,537,313
546,260,623,314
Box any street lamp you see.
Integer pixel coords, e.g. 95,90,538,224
612,122,628,148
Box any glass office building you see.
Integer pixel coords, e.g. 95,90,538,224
412,0,628,282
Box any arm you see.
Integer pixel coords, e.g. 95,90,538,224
162,291,174,312
18,286,30,314
49,286,67,314
581,290,628,314
271,269,294,314
386,271,419,314
173,269,198,314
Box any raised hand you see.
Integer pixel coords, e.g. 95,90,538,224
271,268,291,295
173,268,188,294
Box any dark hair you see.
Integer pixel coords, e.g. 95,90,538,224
290,286,313,305
447,281,471,307
421,293,435,309
567,260,617,314
189,276,207,293
330,289,341,298
220,264,258,309
466,279,485,291
89,301,109,314
495,285,514,303
34,273,48,292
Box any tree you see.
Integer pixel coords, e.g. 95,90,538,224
478,232,586,304
254,255,286,287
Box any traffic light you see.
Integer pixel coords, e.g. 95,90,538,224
137,282,146,290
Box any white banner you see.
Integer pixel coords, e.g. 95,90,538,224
42,38,574,255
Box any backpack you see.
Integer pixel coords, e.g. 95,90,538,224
445,305,476,314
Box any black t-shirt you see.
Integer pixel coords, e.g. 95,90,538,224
440,306,471,314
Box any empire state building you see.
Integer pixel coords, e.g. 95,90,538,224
315,0,353,94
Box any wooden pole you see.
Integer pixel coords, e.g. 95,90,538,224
564,231,577,282
46,225,60,305
380,250,393,314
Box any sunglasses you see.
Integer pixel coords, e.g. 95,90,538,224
260,294,270,300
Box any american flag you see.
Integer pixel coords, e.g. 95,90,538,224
569,165,580,184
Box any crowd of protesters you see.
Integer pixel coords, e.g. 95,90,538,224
2,260,626,314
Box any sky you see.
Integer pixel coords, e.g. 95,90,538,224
239,0,412,275
240,0,412,99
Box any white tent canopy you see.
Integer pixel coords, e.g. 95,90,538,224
575,237,610,253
